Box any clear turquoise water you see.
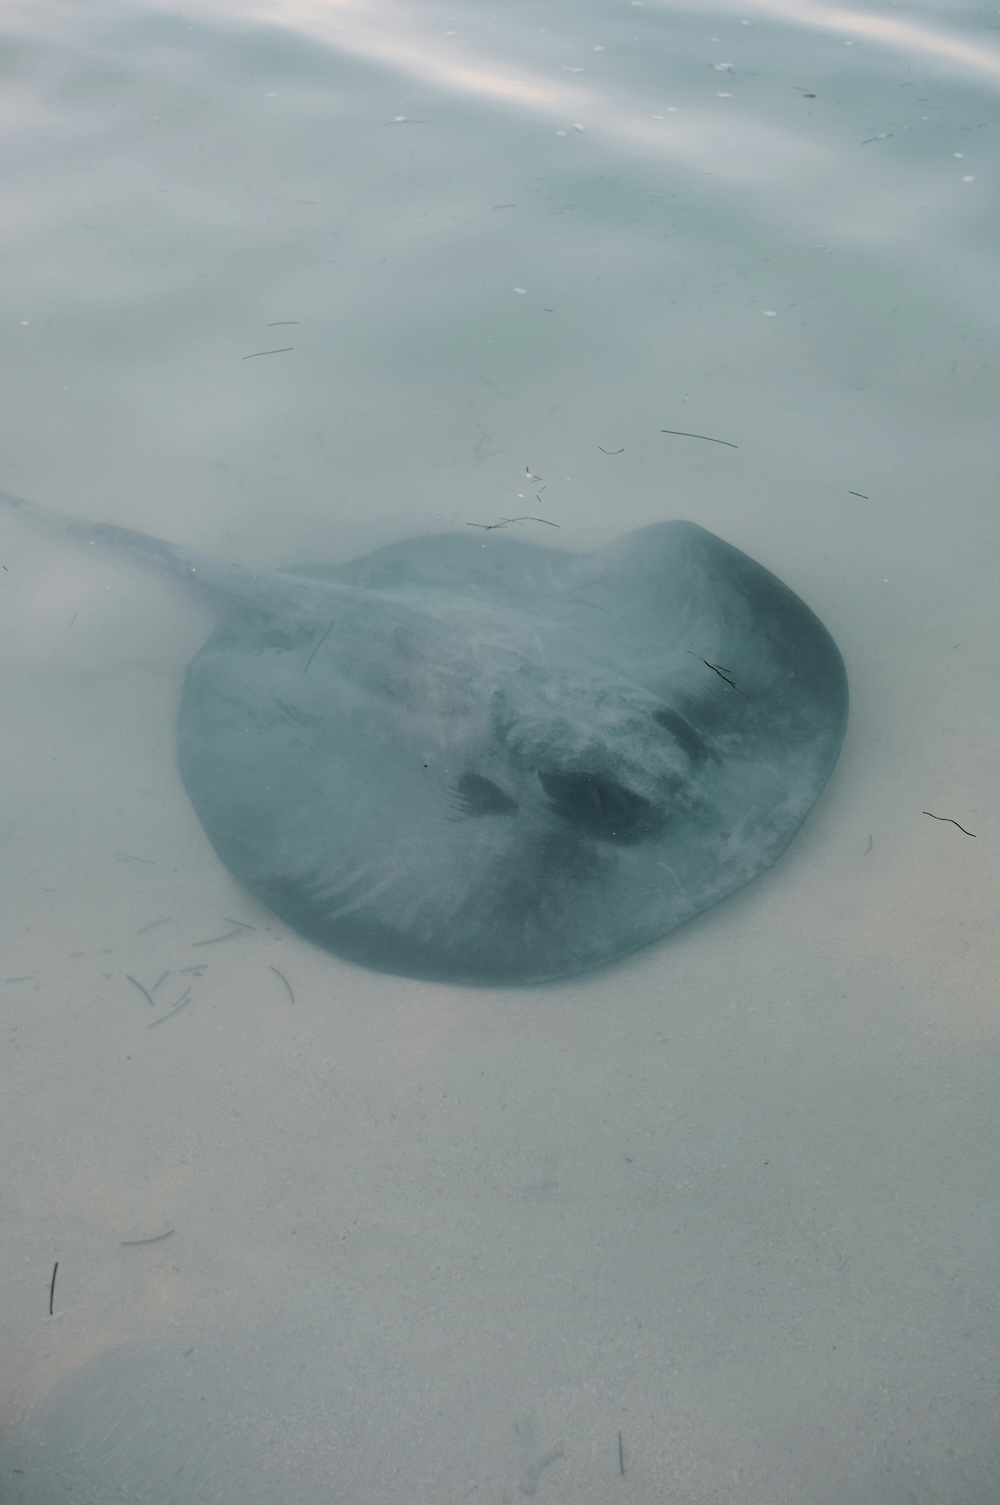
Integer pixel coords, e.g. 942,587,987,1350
2,2,999,1500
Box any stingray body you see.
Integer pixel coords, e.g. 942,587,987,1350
2,492,847,985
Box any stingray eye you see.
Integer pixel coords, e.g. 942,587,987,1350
538,770,660,843
453,772,519,817
652,706,708,763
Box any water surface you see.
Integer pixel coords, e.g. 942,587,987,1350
2,1,999,1499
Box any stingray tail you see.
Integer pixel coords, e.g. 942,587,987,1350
0,488,206,581
0,487,341,620
1,489,90,535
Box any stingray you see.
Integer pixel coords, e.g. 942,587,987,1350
1,491,847,985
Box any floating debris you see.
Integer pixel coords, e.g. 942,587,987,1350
923,811,976,837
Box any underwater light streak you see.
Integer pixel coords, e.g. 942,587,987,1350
150,0,820,186
706,0,1000,81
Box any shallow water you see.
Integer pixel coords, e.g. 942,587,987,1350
1,1,999,1499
